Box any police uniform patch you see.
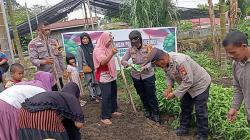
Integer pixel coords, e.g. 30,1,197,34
29,44,35,48
178,64,187,76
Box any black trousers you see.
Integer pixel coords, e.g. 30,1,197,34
100,80,118,119
52,77,64,91
62,118,81,140
132,75,159,114
180,86,210,137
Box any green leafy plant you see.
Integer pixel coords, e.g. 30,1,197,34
179,21,193,31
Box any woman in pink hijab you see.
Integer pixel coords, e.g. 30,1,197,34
93,32,122,125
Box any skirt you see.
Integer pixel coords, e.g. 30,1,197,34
19,108,69,140
0,99,20,140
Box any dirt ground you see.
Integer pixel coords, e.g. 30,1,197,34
80,95,196,140
213,77,232,87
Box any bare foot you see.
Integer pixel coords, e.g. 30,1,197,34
101,119,112,125
112,112,122,116
80,100,87,106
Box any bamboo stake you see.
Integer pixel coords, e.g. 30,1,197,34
111,37,137,112
44,36,62,91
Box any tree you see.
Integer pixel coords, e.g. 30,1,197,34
219,0,227,72
30,4,47,15
238,0,250,18
13,6,30,25
121,0,179,27
228,0,237,30
197,4,209,10
198,3,220,11
6,0,24,65
208,0,220,60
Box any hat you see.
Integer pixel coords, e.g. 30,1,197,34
129,30,142,42
145,48,167,65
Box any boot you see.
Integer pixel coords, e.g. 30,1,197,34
151,111,160,123
175,126,189,136
143,110,151,118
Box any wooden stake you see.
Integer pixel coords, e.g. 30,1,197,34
44,36,62,91
111,39,137,112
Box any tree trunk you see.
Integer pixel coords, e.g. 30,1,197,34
208,0,220,60
83,1,88,29
6,0,24,65
86,0,94,30
229,0,238,30
219,0,227,73
0,0,14,63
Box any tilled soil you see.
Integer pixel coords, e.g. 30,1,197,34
80,96,195,140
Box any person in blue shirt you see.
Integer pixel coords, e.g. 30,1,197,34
0,44,9,83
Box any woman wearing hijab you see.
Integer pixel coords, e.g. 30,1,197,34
0,71,54,140
18,82,84,140
93,32,122,125
77,32,101,102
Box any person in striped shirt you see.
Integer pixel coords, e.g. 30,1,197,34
18,82,84,140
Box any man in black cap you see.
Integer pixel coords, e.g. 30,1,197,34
146,48,211,140
121,30,160,123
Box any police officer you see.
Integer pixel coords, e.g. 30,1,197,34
121,30,160,123
28,22,66,91
146,48,211,140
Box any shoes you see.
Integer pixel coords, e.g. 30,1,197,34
143,110,152,118
196,135,208,140
175,126,189,136
151,114,160,123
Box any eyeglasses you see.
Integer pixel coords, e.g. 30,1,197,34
130,37,140,43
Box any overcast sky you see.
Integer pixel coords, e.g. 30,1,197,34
16,0,220,8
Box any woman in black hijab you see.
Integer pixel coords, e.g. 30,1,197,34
18,82,84,140
77,33,101,102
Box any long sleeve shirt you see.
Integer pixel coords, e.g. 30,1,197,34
121,45,154,80
231,59,250,120
165,52,211,99
28,37,65,78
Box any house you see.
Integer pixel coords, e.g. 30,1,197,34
191,18,221,29
46,17,98,45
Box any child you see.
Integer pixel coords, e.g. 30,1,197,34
5,63,24,88
66,53,86,106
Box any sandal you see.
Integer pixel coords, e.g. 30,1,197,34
101,119,112,125
112,112,122,116
80,100,87,106
90,97,98,102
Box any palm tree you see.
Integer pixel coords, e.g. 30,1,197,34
219,0,227,72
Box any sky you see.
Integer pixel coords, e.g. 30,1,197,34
16,0,220,8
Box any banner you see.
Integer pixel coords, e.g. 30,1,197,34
62,27,177,59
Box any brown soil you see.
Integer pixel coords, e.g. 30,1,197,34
213,77,232,87
80,95,195,140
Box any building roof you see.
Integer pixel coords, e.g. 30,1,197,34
46,18,98,31
9,0,83,38
191,18,220,25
